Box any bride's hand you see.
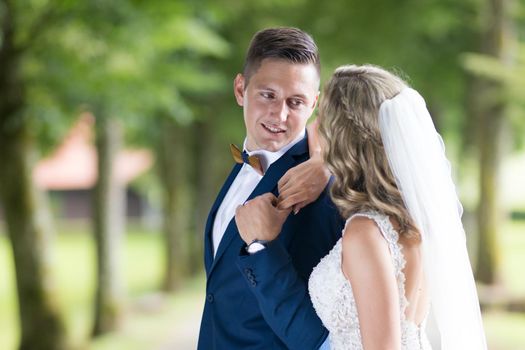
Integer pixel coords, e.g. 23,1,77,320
235,193,292,245
277,119,331,213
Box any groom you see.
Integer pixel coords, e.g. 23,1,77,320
197,27,344,350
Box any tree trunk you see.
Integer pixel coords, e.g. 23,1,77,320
474,0,515,284
475,85,504,283
156,115,195,291
0,3,67,349
92,115,125,336
192,121,217,274
0,126,68,350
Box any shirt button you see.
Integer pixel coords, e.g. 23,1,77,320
207,293,214,303
244,268,252,274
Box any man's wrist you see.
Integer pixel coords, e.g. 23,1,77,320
246,238,270,254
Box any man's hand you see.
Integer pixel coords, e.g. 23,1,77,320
235,193,292,245
277,119,330,213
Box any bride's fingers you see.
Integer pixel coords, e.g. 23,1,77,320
278,172,293,193
277,185,302,207
292,200,309,214
277,192,305,210
307,120,322,156
277,185,293,200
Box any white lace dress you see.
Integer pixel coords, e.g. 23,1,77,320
309,211,432,350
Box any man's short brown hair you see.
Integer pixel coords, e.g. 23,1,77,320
243,27,321,86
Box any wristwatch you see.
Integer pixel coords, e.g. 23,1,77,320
246,239,270,254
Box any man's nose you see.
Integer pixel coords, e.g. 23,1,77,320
271,100,288,122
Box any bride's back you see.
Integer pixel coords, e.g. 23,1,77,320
311,212,433,349
397,230,430,326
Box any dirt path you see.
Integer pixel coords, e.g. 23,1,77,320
156,292,204,350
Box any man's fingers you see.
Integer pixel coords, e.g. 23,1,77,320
260,192,276,200
235,205,244,216
277,196,294,210
276,205,293,219
252,192,278,207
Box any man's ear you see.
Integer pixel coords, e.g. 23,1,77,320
233,74,245,107
311,91,320,109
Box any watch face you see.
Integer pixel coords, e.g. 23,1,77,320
247,242,266,254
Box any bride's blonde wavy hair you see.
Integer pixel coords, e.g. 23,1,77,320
319,64,420,240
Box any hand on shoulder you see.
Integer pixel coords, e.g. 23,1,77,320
277,120,330,213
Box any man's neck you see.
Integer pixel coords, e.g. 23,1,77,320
243,129,306,172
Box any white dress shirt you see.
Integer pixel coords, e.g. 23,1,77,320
212,130,306,257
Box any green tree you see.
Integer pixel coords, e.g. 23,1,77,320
73,1,231,292
461,0,523,284
0,0,72,349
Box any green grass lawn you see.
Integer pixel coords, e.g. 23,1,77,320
500,221,525,294
0,222,204,350
484,220,525,350
484,311,525,350
1,220,524,349
54,223,167,348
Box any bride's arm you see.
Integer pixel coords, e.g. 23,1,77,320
341,217,401,350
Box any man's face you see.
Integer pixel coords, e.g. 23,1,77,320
234,58,319,152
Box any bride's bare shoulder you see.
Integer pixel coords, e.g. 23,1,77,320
342,216,387,253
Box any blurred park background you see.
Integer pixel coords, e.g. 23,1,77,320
1,0,525,349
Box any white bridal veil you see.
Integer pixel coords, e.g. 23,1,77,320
378,88,487,349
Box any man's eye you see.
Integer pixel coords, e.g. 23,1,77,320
261,92,274,99
289,99,304,108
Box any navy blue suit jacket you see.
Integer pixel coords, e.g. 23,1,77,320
198,135,344,349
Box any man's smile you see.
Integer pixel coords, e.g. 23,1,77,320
261,122,286,134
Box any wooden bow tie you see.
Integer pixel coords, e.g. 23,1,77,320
230,144,264,175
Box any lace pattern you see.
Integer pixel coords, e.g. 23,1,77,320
308,211,431,350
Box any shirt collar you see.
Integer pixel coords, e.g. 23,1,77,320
243,129,306,173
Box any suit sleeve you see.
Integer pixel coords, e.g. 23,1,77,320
236,192,342,350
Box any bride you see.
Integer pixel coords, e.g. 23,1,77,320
306,64,486,349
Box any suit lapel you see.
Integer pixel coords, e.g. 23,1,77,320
207,136,309,278
203,163,242,275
